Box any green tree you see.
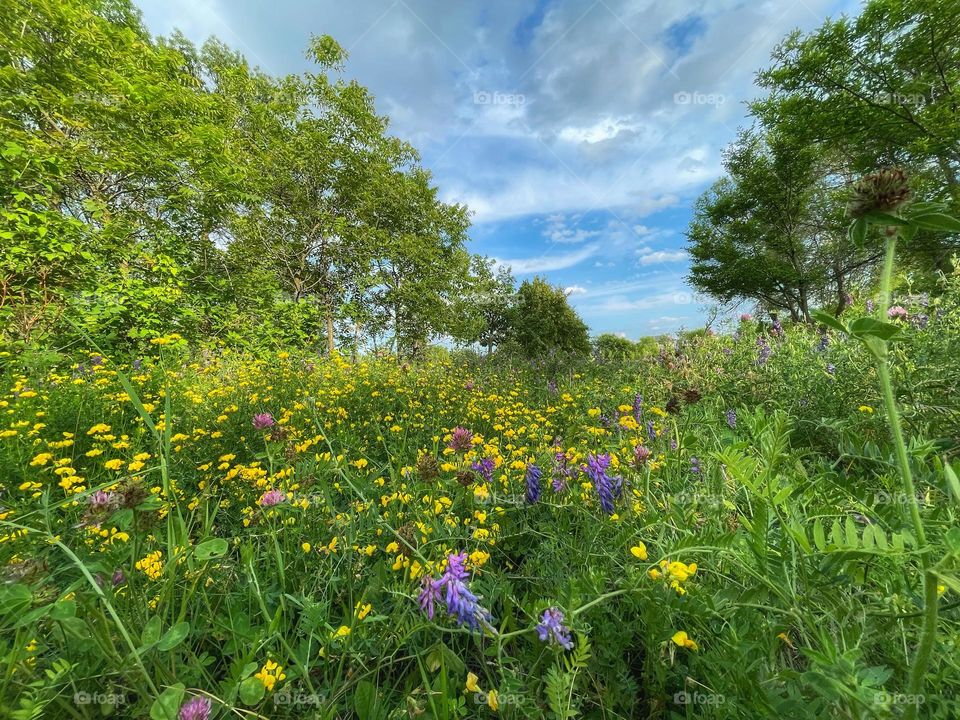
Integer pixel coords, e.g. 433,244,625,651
753,0,960,271
506,277,590,358
687,130,875,320
0,0,243,347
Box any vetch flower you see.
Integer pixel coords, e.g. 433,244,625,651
725,409,737,429
417,552,493,631
584,453,622,515
536,607,574,650
471,457,495,483
525,463,541,505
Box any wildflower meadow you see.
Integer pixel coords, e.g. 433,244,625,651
3,0,960,718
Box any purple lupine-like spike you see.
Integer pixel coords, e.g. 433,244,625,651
418,576,442,620
471,457,495,482
585,453,620,515
525,463,542,505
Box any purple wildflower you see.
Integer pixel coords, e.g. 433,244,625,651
633,445,651,467
537,607,574,650
179,696,212,720
739,313,752,322
132,359,143,371
472,457,495,483
547,380,558,394
771,318,784,337
252,413,275,431
448,427,474,453
690,456,701,475
646,420,657,440
88,490,118,514
465,380,475,391
632,394,643,424
585,453,621,515
756,336,771,365
887,305,908,320
867,299,875,313
418,553,493,631
112,568,125,586
418,577,443,620
669,438,678,451
259,489,286,507
826,363,836,375
725,409,737,429
551,448,573,492
525,463,542,505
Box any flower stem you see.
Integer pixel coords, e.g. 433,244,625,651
874,230,936,719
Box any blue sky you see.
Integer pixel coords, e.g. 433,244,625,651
138,0,858,338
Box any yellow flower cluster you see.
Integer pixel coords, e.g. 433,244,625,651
648,559,698,595
135,551,164,580
254,660,286,691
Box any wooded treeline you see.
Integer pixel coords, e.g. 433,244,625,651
687,0,960,322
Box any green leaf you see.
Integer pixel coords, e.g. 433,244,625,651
873,526,888,551
848,216,867,246
149,684,185,720
157,622,190,651
239,677,265,706
141,615,162,647
845,517,859,547
848,317,900,341
813,519,826,551
909,212,960,233
864,212,910,226
355,680,378,720
194,538,229,561
811,310,847,335
944,461,960,507
49,600,77,620
0,585,32,618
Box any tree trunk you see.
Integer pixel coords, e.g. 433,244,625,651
325,311,334,355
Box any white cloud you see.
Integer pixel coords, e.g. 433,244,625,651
495,243,599,274
637,249,688,265
565,285,588,296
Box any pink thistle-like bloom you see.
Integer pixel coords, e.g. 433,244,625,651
887,305,908,320
252,413,275,430
739,313,753,322
259,489,286,507
447,426,473,453
179,696,212,720
633,445,652,467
